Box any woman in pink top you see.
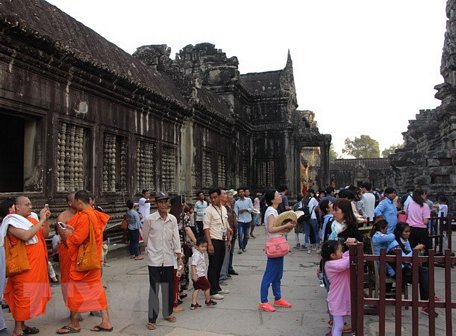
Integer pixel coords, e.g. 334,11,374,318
321,239,355,336
405,189,431,254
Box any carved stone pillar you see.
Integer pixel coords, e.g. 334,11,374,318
136,140,155,192
161,146,176,192
57,122,86,192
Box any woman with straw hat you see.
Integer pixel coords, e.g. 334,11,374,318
258,190,296,312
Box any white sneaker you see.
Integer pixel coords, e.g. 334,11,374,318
211,294,224,300
219,289,230,294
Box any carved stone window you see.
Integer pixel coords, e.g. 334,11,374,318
257,160,275,188
202,150,213,188
161,146,176,192
57,122,88,192
136,140,155,192
431,175,450,184
217,154,226,187
103,133,127,192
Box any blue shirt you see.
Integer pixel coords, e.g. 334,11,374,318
386,238,412,277
374,199,397,234
234,197,253,223
371,231,395,256
127,209,142,230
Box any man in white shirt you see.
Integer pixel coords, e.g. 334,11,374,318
204,188,231,300
138,189,152,222
360,181,376,223
141,192,182,331
194,191,208,238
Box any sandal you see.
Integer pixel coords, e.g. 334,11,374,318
23,326,39,335
164,315,176,323
146,323,156,330
56,326,81,334
90,325,113,332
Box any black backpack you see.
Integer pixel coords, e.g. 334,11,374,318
294,198,312,223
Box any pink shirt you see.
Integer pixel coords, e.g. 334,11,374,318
325,251,351,316
406,200,430,229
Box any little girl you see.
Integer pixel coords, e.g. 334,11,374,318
321,239,354,336
319,199,333,243
370,219,395,256
387,222,439,316
191,237,217,309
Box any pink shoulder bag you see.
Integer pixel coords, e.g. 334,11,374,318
264,236,289,258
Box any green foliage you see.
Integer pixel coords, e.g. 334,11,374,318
382,144,403,157
329,143,338,161
342,135,380,158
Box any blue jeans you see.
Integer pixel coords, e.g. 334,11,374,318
238,221,250,250
253,213,260,226
260,256,284,303
128,229,140,257
304,219,320,246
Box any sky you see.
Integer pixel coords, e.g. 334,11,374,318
46,0,448,157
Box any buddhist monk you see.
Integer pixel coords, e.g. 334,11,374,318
3,196,51,336
55,193,79,318
56,190,113,334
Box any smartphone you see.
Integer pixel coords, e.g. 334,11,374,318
44,203,49,208
57,222,66,229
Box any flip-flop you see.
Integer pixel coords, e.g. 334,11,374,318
90,326,113,332
164,315,176,323
146,323,156,330
56,326,81,334
23,326,39,335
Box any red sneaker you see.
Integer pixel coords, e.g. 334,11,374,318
274,298,292,308
258,302,276,312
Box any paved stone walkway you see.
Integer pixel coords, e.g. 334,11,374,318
3,228,455,335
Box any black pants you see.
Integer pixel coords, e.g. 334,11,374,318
148,266,174,323
196,221,204,238
410,226,431,254
403,266,430,300
228,237,236,272
208,239,226,295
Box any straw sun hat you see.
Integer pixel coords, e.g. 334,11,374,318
274,210,298,233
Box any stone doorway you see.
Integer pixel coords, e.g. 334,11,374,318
299,147,320,194
0,112,42,192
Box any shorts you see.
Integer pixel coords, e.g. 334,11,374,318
193,276,211,291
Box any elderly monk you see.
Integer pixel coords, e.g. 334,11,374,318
3,196,51,336
56,190,113,334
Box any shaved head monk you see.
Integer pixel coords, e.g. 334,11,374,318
55,193,77,315
3,196,51,336
57,190,113,334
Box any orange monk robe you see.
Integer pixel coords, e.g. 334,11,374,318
58,214,78,304
66,208,109,313
4,217,51,321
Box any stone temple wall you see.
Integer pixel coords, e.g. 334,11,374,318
390,0,456,211
0,0,330,223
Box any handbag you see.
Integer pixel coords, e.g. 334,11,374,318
397,213,408,223
264,236,289,258
120,214,128,231
4,235,31,277
76,221,101,272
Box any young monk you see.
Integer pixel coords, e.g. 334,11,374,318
57,190,113,334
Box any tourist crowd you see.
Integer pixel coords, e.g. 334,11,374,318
0,183,449,336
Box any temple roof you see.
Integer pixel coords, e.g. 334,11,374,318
240,70,282,97
0,0,189,108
